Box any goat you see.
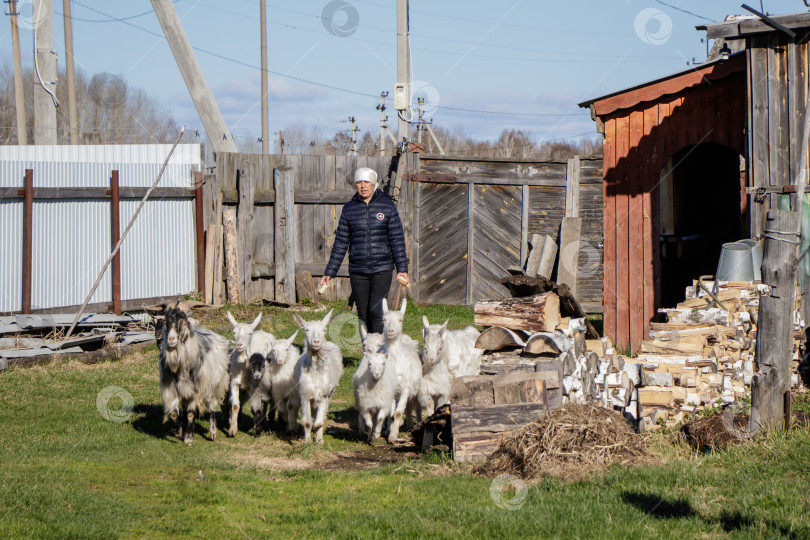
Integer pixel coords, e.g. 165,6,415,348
418,317,457,417
245,330,275,436
381,298,422,443
352,348,398,444
293,309,343,445
421,316,482,379
158,306,230,445
354,325,386,433
267,331,301,433
225,311,267,437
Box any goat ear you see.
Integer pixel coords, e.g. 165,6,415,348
293,313,306,329
400,298,407,314
322,309,334,327
441,319,449,331
226,311,237,328
381,298,389,313
422,315,430,329
251,312,263,330
288,331,298,344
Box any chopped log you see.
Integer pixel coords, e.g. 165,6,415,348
452,402,550,463
537,234,558,279
677,289,741,309
222,207,239,303
640,339,706,355
523,233,544,276
474,292,560,332
638,389,673,407
474,326,526,351
499,274,554,298
294,270,316,302
524,331,570,355
659,308,730,326
450,372,560,407
411,404,452,450
556,283,599,339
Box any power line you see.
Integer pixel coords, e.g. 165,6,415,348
65,1,591,119
655,0,715,23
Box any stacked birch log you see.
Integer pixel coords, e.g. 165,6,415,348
628,279,804,430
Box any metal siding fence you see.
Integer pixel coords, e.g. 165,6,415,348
0,145,200,312
0,202,23,312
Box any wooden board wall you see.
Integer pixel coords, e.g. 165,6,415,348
598,70,746,353
414,156,604,308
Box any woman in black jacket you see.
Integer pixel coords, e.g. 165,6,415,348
320,167,409,333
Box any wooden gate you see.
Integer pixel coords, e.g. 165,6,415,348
415,182,469,304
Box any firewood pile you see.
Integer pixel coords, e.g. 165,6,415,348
630,279,804,431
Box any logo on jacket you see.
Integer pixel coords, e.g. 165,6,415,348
376,212,385,220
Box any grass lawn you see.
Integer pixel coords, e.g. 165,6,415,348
1,301,809,538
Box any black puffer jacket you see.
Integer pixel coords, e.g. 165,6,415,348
324,189,408,276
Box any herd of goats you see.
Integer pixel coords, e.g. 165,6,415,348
157,299,482,446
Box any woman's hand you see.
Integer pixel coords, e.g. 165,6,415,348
320,275,331,286
396,272,409,286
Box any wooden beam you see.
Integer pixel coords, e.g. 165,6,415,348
110,171,122,316
564,156,580,218
274,167,296,303
466,184,475,305
0,186,197,200
22,169,33,314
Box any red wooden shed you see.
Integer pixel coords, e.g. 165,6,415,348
579,54,748,352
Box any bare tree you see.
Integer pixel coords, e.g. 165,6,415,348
0,64,178,145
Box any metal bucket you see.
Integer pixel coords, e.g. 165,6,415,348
736,238,763,281
715,241,755,282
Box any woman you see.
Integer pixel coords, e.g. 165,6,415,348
320,167,409,333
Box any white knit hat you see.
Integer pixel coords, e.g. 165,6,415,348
354,167,378,189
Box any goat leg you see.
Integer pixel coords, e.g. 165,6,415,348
286,401,299,433
313,399,328,445
227,384,240,437
301,399,313,443
183,408,196,446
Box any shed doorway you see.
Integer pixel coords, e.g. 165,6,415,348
659,143,744,308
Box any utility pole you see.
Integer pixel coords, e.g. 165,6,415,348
260,0,269,154
376,91,388,157
416,97,424,145
33,0,58,145
348,116,358,156
279,130,284,154
63,0,79,144
150,0,237,153
9,0,27,145
396,0,410,142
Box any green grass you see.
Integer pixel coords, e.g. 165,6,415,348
1,301,809,538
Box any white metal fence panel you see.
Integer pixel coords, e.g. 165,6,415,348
0,145,200,312
0,202,23,312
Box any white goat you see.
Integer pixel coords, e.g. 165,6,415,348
158,306,230,445
381,298,422,443
225,311,267,437
418,317,459,417
267,331,301,433
421,316,482,379
354,325,386,433
294,310,344,445
353,348,398,444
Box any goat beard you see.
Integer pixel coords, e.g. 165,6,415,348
165,348,181,373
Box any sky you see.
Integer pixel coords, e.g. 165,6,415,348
0,0,807,147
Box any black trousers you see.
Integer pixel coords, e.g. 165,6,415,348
350,271,393,334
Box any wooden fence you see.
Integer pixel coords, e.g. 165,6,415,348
398,155,603,312
206,153,603,312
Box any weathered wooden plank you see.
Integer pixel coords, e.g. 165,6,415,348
615,114,631,351
768,32,790,189
236,155,258,303
564,155,580,218
628,108,644,353
274,167,296,303
557,216,582,297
